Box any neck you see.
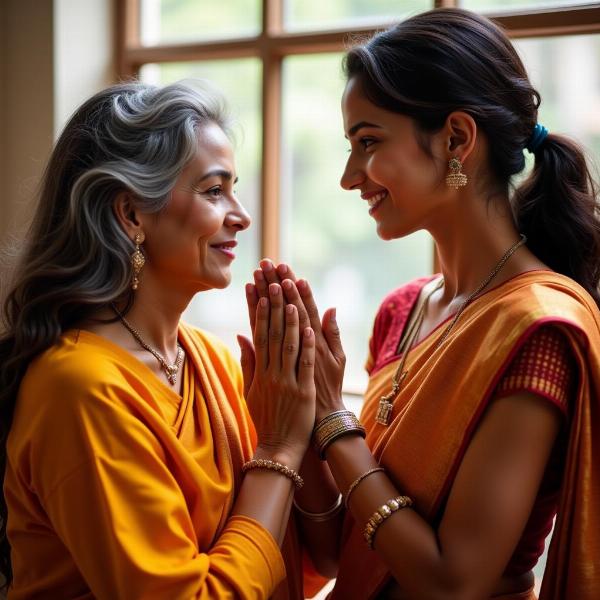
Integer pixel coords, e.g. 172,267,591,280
427,192,523,304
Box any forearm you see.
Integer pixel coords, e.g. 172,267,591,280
325,436,458,600
293,447,344,577
231,447,300,546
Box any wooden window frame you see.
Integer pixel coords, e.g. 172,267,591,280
116,0,600,263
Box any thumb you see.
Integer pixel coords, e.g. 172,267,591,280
322,308,345,364
237,335,255,398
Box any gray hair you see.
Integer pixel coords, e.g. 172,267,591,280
22,80,231,316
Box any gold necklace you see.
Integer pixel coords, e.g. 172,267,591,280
375,234,527,426
113,307,185,386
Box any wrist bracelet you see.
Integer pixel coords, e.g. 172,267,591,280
314,410,366,459
293,493,343,521
242,459,304,489
363,495,413,549
344,467,385,509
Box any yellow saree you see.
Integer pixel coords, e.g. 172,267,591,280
7,324,304,598
331,271,600,599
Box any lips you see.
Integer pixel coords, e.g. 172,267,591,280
361,189,388,214
210,240,237,259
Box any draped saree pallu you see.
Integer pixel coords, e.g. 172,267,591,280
6,324,307,599
330,272,600,600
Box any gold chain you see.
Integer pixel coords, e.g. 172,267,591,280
375,234,527,426
112,306,184,386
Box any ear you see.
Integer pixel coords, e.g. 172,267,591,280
113,191,144,241
444,111,477,163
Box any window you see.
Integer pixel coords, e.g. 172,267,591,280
118,0,600,395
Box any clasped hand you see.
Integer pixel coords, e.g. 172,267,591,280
239,262,347,453
237,281,317,467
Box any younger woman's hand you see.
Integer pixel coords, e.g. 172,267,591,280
246,261,346,423
238,283,316,468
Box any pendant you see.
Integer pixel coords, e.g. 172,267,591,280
375,399,393,425
165,364,178,385
375,371,407,426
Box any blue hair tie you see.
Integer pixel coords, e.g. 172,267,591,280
526,123,549,154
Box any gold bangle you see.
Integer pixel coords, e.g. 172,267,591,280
293,494,343,522
344,467,385,510
363,495,413,550
314,411,366,459
242,459,304,489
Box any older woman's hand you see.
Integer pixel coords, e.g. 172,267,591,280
238,282,316,467
246,261,346,423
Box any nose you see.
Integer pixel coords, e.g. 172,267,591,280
340,154,365,191
225,195,251,231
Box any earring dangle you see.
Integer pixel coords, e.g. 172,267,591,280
445,157,468,189
131,232,145,291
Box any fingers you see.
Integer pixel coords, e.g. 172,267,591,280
253,268,269,299
297,328,316,389
245,283,259,333
322,308,346,365
294,278,323,336
237,334,255,398
268,283,285,372
281,304,299,376
281,278,311,333
254,296,270,372
275,262,298,283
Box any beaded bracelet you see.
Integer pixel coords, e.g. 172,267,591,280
314,410,366,459
344,467,385,510
293,493,343,522
363,495,413,549
242,459,304,489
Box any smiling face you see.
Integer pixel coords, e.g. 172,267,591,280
139,122,251,293
340,77,448,240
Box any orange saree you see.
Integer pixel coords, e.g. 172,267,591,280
330,271,600,599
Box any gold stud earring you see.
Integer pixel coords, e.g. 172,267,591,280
445,157,468,189
131,232,145,291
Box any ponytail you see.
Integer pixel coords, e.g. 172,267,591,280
514,134,600,307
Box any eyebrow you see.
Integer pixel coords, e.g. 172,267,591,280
347,121,383,137
195,169,238,184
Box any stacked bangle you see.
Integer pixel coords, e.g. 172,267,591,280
344,467,385,509
313,410,366,459
242,459,304,489
363,495,413,549
293,494,343,522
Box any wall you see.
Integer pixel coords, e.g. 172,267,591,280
0,0,115,293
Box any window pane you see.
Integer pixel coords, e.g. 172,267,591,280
140,60,261,352
282,53,433,394
459,0,596,12
284,0,431,31
515,34,600,165
140,0,261,45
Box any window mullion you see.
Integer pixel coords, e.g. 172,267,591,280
260,0,284,261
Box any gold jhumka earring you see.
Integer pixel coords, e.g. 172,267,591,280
130,232,145,290
445,157,468,189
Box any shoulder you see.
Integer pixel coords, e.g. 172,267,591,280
21,330,127,402
485,271,600,337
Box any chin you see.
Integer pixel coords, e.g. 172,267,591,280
211,272,233,290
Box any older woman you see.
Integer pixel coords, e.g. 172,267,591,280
0,82,316,599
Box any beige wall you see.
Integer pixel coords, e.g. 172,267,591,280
0,0,115,268
0,0,55,247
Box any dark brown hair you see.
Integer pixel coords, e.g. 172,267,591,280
344,7,600,305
